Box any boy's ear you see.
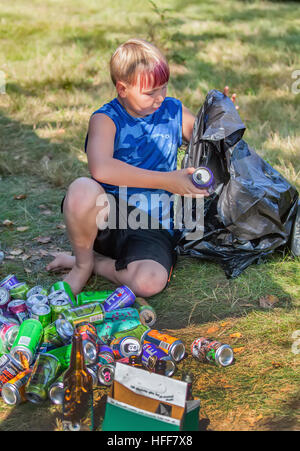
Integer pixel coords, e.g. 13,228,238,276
116,81,127,98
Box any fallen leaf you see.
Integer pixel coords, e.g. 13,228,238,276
38,204,47,209
39,249,49,256
41,209,52,215
16,226,29,232
9,249,23,256
33,236,51,244
13,194,27,200
3,219,14,226
259,295,279,309
24,268,32,273
233,347,245,354
21,254,30,261
230,332,243,339
56,224,66,230
207,325,220,335
221,322,230,327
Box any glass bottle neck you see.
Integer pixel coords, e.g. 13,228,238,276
70,333,85,371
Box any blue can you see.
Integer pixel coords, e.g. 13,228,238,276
142,343,176,377
103,286,136,312
192,166,215,194
98,344,114,356
0,275,20,291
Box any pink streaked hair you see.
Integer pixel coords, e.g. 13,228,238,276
110,38,170,90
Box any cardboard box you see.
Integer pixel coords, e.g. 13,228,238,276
102,363,200,431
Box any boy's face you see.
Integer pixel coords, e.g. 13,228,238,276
117,75,168,118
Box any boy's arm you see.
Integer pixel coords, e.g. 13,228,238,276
182,104,196,143
87,113,170,189
87,113,208,197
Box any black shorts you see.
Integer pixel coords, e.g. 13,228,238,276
60,195,179,279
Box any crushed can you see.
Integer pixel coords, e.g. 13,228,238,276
191,337,234,367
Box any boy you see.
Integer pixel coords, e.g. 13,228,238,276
46,39,236,296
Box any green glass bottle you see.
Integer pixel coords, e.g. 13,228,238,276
62,332,94,431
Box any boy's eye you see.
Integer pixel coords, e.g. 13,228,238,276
143,85,167,96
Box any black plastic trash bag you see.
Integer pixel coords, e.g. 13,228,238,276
176,89,299,278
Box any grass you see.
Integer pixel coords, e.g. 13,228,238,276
0,0,299,431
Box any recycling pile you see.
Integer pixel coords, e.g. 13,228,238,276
0,273,235,409
0,274,192,407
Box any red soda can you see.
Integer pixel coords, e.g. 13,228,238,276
0,322,20,353
7,300,30,323
191,337,234,367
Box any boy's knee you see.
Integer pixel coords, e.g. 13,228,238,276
64,177,105,216
131,265,168,298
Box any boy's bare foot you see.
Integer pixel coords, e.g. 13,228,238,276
46,252,94,294
63,262,94,295
46,253,75,272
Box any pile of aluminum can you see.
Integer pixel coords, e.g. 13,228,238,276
0,273,234,408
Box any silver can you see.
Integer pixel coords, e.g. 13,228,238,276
110,336,142,359
26,286,48,299
1,370,31,405
97,363,115,386
26,294,48,311
48,290,71,304
0,287,11,309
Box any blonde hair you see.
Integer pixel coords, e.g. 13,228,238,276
110,38,169,89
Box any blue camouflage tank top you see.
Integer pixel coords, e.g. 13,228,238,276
84,97,182,234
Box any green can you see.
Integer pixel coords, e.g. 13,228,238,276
47,344,72,370
10,319,43,365
30,304,52,328
50,281,76,306
50,297,71,322
61,302,105,327
43,319,74,347
10,282,29,300
113,324,150,341
76,290,114,306
25,353,61,404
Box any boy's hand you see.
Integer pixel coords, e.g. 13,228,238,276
223,86,239,109
166,167,209,197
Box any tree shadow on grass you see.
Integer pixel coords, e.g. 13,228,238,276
259,390,300,431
